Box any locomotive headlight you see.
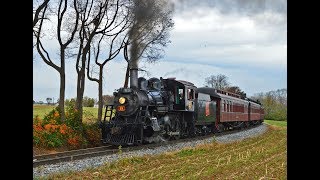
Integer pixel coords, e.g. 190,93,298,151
119,97,126,104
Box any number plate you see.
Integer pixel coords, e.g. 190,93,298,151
117,105,126,111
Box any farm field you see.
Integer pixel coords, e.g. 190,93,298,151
42,120,287,179
33,105,106,123
264,119,287,127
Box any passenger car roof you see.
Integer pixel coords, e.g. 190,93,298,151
196,87,221,98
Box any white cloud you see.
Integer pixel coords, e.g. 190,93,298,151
173,8,256,33
189,43,287,67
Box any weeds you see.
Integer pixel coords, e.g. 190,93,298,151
118,145,122,154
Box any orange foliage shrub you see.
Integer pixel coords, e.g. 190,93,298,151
33,107,100,150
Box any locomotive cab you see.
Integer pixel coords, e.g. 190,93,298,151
161,78,196,112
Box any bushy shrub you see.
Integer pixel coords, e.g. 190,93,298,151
83,123,101,147
64,105,82,131
33,105,101,150
33,115,74,148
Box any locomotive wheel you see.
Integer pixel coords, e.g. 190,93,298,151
172,120,181,140
188,115,196,137
163,124,171,141
162,118,181,140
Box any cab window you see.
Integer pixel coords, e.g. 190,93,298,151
176,87,184,104
187,88,194,100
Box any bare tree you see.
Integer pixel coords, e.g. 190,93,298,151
33,0,50,28
123,0,174,88
86,1,131,121
74,0,128,121
204,74,230,90
33,0,79,122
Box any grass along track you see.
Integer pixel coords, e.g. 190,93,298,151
264,119,287,127
38,123,286,179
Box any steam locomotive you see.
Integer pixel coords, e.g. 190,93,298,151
99,73,264,146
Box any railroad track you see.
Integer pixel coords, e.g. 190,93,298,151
33,124,262,168
33,145,118,167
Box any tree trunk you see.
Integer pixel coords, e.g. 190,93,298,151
76,70,85,121
76,54,86,122
97,66,103,121
79,78,84,121
59,71,66,122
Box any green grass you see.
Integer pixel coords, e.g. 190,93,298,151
39,126,287,179
33,105,57,119
33,105,106,123
264,120,287,127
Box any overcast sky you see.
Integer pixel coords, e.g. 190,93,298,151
33,0,287,102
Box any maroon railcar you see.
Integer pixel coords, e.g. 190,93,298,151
196,87,264,132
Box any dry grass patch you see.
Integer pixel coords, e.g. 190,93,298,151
40,125,286,179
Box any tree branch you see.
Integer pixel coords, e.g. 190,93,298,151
87,47,99,82
33,0,50,28
35,4,60,72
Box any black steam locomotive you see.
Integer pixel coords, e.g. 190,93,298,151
100,72,264,146
100,76,198,145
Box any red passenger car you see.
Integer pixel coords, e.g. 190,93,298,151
196,87,264,132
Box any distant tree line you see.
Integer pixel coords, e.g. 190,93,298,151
64,95,114,107
65,96,95,107
251,89,287,121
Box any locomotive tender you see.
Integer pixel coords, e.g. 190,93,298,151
100,75,264,146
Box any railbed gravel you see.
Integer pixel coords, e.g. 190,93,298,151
33,123,267,178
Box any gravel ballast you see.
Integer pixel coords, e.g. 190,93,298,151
33,123,268,178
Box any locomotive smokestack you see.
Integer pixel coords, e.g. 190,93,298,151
129,57,139,88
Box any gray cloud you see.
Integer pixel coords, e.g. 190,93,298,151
173,0,287,15
173,0,287,30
